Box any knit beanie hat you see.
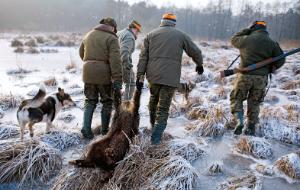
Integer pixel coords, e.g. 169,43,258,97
161,13,177,26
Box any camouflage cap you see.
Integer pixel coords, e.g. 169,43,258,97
99,17,117,32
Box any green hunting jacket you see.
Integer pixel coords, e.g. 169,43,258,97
137,23,203,88
231,28,285,76
79,24,122,84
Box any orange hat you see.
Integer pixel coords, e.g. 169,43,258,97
255,21,266,26
162,13,177,22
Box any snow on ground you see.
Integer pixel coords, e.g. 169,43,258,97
0,33,300,189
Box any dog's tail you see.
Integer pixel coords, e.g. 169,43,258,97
69,159,95,168
33,84,46,102
24,84,46,109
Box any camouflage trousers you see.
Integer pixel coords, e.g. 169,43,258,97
84,83,113,113
149,83,176,127
230,74,268,125
123,68,135,101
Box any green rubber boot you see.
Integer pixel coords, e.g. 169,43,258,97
101,110,111,135
151,123,166,145
81,101,95,139
244,123,256,136
233,112,244,135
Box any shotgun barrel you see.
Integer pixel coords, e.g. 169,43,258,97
220,48,300,78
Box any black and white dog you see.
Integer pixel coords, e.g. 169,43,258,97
17,85,75,140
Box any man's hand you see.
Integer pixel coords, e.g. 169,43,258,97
113,81,122,109
195,65,204,75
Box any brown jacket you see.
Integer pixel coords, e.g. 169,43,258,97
137,23,203,87
79,24,122,84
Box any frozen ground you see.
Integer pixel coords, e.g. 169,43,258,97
0,33,299,190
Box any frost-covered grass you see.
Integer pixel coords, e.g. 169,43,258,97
235,136,273,159
0,123,19,140
40,130,81,151
218,172,262,190
274,152,300,180
0,139,62,187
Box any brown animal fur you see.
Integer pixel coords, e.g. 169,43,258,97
69,89,141,170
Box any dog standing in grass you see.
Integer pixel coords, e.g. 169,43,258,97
17,86,75,140
69,89,141,170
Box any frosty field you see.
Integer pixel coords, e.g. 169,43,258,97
0,33,299,190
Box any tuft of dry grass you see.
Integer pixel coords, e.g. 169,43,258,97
44,77,58,87
11,39,23,47
169,139,205,163
14,47,24,53
27,47,39,54
274,152,300,179
51,167,112,190
65,63,77,71
0,93,22,111
0,140,62,187
218,172,261,190
235,137,273,159
281,80,300,90
192,106,227,137
40,130,81,151
24,39,37,47
187,107,208,120
0,123,19,140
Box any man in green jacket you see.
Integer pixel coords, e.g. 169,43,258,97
117,20,142,101
79,18,123,139
137,13,204,144
230,21,285,136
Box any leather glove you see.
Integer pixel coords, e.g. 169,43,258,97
195,65,204,75
113,81,122,91
136,75,144,91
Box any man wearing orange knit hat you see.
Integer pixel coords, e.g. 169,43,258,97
137,13,204,144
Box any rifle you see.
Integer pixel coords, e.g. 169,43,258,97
220,48,300,78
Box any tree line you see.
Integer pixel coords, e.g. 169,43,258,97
0,0,299,41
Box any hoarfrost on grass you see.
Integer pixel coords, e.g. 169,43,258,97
40,130,81,151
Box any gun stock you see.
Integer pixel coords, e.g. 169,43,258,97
220,48,300,78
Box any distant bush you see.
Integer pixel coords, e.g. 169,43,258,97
35,36,45,44
24,39,37,47
27,47,39,54
14,47,24,53
11,39,23,47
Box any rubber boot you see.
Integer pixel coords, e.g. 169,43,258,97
233,112,244,135
81,101,95,139
101,110,111,135
244,123,256,136
151,123,166,145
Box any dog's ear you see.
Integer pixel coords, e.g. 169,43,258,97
58,87,65,96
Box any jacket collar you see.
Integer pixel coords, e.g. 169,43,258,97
127,28,137,40
160,19,176,27
252,29,269,35
94,24,117,37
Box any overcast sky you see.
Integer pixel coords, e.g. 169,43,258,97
125,0,294,10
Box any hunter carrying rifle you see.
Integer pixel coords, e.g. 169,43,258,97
229,21,286,136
